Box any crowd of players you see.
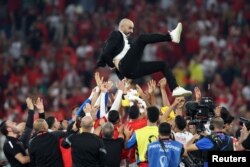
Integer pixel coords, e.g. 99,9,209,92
0,72,250,167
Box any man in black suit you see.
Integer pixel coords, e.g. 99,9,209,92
97,18,191,97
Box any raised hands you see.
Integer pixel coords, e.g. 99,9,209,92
158,78,167,89
26,97,34,110
95,72,103,88
147,79,156,95
116,80,126,91
100,81,113,92
34,97,44,113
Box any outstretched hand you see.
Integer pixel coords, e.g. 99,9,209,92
95,72,103,88
26,97,34,110
34,97,44,113
147,79,156,94
158,78,167,89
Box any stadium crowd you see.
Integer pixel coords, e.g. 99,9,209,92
0,0,250,167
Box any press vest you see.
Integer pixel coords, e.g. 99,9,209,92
147,140,183,167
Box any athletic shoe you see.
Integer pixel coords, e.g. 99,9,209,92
170,23,182,43
172,86,192,97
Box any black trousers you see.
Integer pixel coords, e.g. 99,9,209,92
119,33,178,91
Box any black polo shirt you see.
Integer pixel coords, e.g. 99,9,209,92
102,138,124,167
29,131,64,167
62,132,106,167
3,136,29,167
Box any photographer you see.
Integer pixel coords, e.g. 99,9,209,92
186,117,233,167
236,121,250,150
147,122,185,167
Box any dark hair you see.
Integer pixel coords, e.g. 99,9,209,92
45,116,56,129
147,106,159,123
108,110,120,124
129,105,140,119
220,107,229,119
224,115,234,125
159,122,171,136
245,121,250,131
0,121,8,136
175,115,186,131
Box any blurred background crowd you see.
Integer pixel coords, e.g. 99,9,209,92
0,0,250,143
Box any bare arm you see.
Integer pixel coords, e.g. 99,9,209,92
147,80,157,106
158,78,170,106
91,72,103,106
15,153,30,164
194,87,201,103
161,98,181,122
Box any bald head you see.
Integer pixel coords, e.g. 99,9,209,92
81,116,93,131
102,122,114,139
33,119,48,132
118,18,134,36
211,117,224,130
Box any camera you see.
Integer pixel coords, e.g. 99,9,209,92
240,117,250,130
185,97,215,133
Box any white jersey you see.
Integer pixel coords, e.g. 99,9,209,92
174,131,193,145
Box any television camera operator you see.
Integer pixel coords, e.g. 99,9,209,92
185,117,233,167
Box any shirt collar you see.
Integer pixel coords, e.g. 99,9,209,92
119,31,127,39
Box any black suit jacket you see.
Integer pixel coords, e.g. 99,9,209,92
97,31,125,68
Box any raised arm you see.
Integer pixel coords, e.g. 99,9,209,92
91,72,103,106
194,87,201,103
109,80,125,111
158,78,170,106
161,97,182,122
19,97,35,148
